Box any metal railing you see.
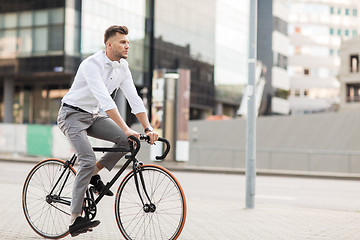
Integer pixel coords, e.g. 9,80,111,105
189,145,360,174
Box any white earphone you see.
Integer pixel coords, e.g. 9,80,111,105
111,61,121,68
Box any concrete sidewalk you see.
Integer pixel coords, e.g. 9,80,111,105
1,160,360,239
3,185,360,239
183,201,360,240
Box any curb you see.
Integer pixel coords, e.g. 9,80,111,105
2,155,360,180
159,165,360,180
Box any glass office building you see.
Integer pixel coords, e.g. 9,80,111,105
0,0,81,124
0,0,248,124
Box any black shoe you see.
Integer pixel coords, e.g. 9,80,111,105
69,216,100,237
90,174,114,196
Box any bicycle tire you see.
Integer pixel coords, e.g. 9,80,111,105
114,165,187,240
22,159,76,239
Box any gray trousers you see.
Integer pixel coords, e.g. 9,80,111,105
57,106,129,214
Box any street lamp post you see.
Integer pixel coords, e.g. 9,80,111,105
245,0,257,209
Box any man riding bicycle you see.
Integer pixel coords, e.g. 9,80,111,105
57,25,158,237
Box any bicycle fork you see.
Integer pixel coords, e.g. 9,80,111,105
133,162,156,213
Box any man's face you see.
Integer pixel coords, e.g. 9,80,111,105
108,33,130,59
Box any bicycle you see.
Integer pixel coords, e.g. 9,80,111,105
22,135,187,239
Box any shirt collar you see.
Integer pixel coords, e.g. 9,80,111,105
103,51,122,68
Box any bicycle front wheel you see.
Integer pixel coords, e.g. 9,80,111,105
22,159,76,239
115,165,187,240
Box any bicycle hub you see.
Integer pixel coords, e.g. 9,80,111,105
143,203,156,213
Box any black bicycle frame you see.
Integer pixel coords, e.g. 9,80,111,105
48,154,77,203
93,156,132,204
92,144,153,207
47,135,170,211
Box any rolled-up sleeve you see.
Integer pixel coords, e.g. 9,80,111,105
81,59,117,111
120,67,146,114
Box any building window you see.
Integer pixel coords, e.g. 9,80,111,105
337,7,341,15
49,8,64,24
329,49,334,56
33,27,48,52
274,89,289,99
34,10,48,26
345,8,350,15
273,16,287,36
304,68,310,75
346,84,360,102
1,29,17,55
0,15,3,29
350,55,359,73
353,9,358,16
337,29,342,36
0,8,66,57
19,11,32,28
353,30,358,36
329,28,334,35
19,28,32,54
49,26,64,51
330,6,334,14
345,29,349,36
273,52,288,70
4,13,17,28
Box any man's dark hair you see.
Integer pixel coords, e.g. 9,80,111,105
104,25,129,44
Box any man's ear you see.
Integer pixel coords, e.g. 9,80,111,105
106,41,112,49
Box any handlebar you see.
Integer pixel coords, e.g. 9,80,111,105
127,135,170,160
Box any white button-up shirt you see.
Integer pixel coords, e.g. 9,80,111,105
62,50,146,114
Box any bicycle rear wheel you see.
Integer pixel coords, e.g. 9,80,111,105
115,165,186,240
22,159,76,239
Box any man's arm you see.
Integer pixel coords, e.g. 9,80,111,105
136,112,159,144
119,65,158,143
135,112,151,130
106,108,139,138
106,109,158,144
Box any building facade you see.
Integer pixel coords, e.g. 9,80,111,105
0,0,249,124
257,0,290,116
215,0,249,117
0,0,81,124
338,35,360,111
287,0,360,114
153,0,249,119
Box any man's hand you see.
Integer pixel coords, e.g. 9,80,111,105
135,112,159,144
124,128,140,139
146,131,159,145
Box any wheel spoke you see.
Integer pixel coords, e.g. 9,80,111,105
22,159,76,238
115,165,186,240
